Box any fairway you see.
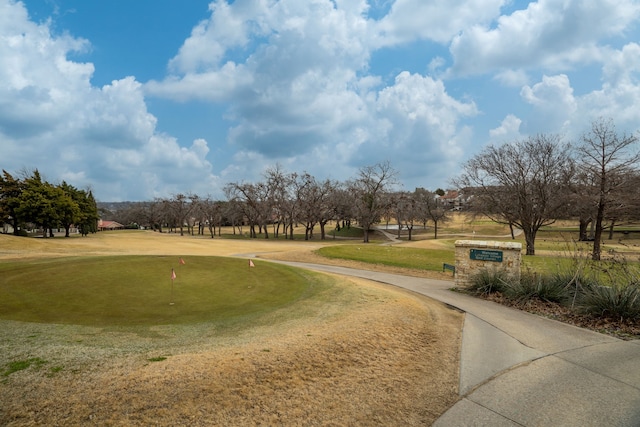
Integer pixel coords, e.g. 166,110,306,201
0,231,464,426
317,244,455,271
0,255,320,326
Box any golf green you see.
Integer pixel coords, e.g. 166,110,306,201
0,256,320,326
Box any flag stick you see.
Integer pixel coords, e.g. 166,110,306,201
170,268,176,305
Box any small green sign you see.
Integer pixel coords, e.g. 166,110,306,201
470,249,503,262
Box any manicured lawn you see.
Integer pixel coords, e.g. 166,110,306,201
0,256,326,326
316,245,454,271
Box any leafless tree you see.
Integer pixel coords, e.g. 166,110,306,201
576,118,640,260
296,174,336,240
393,191,418,240
349,161,399,243
164,193,198,236
200,197,224,238
264,165,289,238
455,134,574,255
417,188,448,239
223,199,244,235
224,181,272,238
332,185,354,232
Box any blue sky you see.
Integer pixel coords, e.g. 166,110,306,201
2,0,640,201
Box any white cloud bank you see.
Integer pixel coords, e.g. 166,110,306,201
2,0,640,200
0,0,218,200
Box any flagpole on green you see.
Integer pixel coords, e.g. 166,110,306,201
170,268,176,305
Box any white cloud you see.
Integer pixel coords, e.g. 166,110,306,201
168,0,271,74
449,0,640,76
602,43,640,87
519,40,640,138
0,0,217,201
146,0,485,191
520,74,576,133
8,0,639,201
368,72,478,188
373,0,505,46
148,0,371,101
493,69,529,87
580,44,640,128
489,114,523,140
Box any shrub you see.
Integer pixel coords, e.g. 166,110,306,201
465,268,511,295
578,283,640,321
503,271,570,304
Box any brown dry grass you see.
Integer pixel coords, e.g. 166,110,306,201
0,231,463,426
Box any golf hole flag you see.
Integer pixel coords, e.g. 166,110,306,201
171,268,176,280
179,258,186,265
249,259,255,268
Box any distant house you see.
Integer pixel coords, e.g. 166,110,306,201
98,219,125,231
438,190,466,211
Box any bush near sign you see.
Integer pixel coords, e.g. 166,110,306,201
469,249,503,262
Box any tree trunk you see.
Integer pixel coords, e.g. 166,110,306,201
608,219,616,240
524,229,536,256
578,218,591,241
592,196,606,261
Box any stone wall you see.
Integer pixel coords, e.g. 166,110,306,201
454,240,522,287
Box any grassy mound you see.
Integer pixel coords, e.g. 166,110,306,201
0,256,321,326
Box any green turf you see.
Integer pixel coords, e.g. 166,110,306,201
0,256,325,326
316,245,454,271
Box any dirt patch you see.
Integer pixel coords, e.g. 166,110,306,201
0,232,464,425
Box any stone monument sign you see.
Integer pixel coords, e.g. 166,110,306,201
454,240,522,287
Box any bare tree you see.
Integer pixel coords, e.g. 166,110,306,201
200,197,224,238
577,118,640,260
164,193,197,236
224,181,272,238
418,188,448,239
296,174,336,240
455,134,574,255
264,165,289,238
332,185,353,232
350,162,398,243
394,191,418,240
224,199,244,235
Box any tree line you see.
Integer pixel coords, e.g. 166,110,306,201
0,169,99,237
2,118,638,261
103,162,449,244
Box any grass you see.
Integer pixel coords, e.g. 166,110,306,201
0,255,328,326
3,357,47,377
316,245,454,271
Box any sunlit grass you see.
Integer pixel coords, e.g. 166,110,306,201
316,245,454,271
0,256,329,326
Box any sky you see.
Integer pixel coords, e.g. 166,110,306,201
1,0,640,201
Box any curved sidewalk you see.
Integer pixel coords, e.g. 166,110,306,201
274,261,640,427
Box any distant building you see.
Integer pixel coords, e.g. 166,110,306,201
98,219,125,231
438,190,466,211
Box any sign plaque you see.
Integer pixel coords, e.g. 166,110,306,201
470,249,503,262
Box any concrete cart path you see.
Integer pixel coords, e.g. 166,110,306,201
271,261,640,427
